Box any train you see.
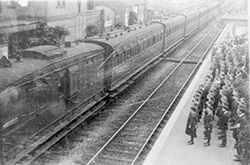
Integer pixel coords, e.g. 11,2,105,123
0,2,221,141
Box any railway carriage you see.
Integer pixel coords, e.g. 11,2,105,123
0,2,222,147
207,2,221,20
162,15,186,48
198,6,210,26
0,44,106,133
185,10,200,36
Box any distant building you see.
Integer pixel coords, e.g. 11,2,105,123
0,0,148,58
15,0,101,41
94,0,146,29
0,0,101,58
0,1,37,58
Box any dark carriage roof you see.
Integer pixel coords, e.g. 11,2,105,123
88,15,186,48
85,23,164,47
0,43,102,92
20,45,67,60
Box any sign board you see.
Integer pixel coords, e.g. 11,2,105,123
86,12,100,25
125,13,129,26
105,20,113,27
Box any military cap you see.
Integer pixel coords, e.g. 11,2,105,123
191,106,196,111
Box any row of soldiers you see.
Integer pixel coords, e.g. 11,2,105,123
186,32,249,164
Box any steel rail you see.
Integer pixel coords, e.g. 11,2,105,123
130,22,227,165
85,11,228,165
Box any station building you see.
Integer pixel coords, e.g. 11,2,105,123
0,0,147,58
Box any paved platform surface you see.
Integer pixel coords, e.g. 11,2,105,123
143,24,240,165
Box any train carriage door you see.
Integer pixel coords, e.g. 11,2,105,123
58,69,69,99
139,38,143,54
136,41,140,56
129,43,134,58
66,65,79,100
112,51,117,67
124,45,129,61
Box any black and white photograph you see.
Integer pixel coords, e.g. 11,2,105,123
0,0,249,164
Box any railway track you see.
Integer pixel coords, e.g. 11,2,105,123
82,22,226,165
37,10,229,164
3,3,234,165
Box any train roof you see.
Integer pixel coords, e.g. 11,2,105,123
86,15,186,49
0,43,103,92
86,23,164,47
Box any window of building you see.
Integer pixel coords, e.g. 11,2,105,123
133,5,139,14
57,0,66,8
87,0,94,10
77,0,81,13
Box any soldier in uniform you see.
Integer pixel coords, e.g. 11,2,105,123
231,108,247,162
185,108,199,145
203,108,213,147
218,108,230,147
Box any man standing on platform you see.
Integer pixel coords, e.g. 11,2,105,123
218,108,230,147
231,108,247,162
185,108,199,145
203,108,213,147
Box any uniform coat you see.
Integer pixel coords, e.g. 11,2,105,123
185,113,199,138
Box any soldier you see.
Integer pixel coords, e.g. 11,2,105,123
218,108,230,147
185,108,199,145
203,108,213,147
231,108,247,162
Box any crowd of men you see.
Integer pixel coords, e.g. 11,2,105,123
185,32,249,165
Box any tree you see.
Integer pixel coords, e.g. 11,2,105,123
128,11,138,25
29,21,70,47
9,21,70,52
85,24,100,37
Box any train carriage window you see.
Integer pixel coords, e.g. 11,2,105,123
117,51,121,65
139,41,143,54
35,78,50,105
123,45,128,61
117,49,122,65
149,35,153,47
149,36,152,48
117,51,120,65
132,45,135,58
122,50,126,63
115,51,119,66
153,35,156,45
119,47,124,64
112,52,117,67
146,37,150,49
25,80,45,110
136,42,140,55
160,31,163,41
127,45,132,59
146,37,149,48
143,39,146,51
129,43,134,58
157,32,160,42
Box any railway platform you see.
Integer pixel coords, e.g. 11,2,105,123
143,23,240,165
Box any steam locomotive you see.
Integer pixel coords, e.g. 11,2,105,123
0,2,221,139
